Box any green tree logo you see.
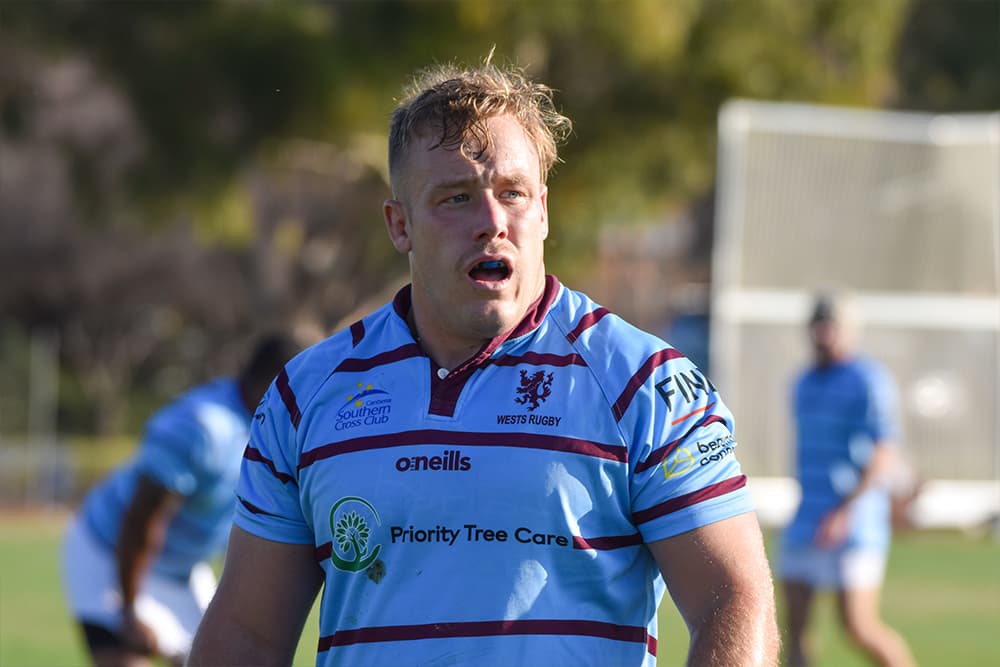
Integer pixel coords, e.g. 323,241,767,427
329,496,382,572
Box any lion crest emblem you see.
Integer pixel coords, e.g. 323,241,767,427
515,369,553,412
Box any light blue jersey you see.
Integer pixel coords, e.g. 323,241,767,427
80,379,250,580
783,357,899,551
236,277,753,667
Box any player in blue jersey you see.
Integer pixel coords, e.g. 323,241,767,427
61,334,298,667
779,293,915,667
190,56,779,667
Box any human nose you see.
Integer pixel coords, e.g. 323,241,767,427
474,194,508,242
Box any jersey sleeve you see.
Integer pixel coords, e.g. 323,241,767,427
864,363,901,444
133,406,206,496
624,354,754,544
233,378,314,544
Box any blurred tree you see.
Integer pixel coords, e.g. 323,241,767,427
2,0,994,438
894,0,1000,111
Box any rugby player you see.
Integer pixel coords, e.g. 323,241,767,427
779,293,916,667
190,57,779,667
61,334,298,666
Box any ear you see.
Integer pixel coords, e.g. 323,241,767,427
383,199,412,254
539,185,549,241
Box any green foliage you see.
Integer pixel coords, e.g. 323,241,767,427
2,0,916,242
895,0,1000,111
3,0,997,436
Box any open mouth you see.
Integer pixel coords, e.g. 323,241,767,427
468,259,511,283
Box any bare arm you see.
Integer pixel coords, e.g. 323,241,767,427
816,442,899,547
117,473,184,655
187,524,323,667
649,512,779,667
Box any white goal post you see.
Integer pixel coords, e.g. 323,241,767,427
710,100,1000,529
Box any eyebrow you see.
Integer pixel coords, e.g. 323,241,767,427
430,172,535,192
427,176,480,193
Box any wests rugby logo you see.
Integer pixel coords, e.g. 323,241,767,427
515,370,553,411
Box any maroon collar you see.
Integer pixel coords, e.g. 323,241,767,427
392,275,561,365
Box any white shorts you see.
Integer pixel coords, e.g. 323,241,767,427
779,543,887,590
60,515,217,659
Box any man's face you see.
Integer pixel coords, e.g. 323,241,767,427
810,318,846,365
383,114,549,351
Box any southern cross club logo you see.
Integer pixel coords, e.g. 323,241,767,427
515,369,553,412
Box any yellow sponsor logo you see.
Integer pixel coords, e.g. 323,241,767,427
662,447,695,480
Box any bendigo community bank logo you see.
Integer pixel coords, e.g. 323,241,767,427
336,382,392,431
329,496,382,573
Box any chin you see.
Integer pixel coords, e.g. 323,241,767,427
467,302,519,339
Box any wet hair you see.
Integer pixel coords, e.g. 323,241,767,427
387,54,573,195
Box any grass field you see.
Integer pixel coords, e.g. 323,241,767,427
2,510,998,666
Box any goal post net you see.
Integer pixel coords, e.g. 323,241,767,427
710,100,1000,527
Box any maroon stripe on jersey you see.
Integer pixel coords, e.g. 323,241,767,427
350,320,365,347
275,368,302,429
611,348,686,422
238,496,276,516
632,475,748,526
566,307,610,343
298,429,627,471
490,352,587,368
318,618,653,652
315,542,332,561
572,532,643,550
334,343,422,374
647,634,658,656
243,446,298,487
634,414,727,474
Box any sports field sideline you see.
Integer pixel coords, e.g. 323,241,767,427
3,510,998,666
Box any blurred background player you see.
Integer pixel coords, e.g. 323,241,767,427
60,333,299,667
779,292,916,667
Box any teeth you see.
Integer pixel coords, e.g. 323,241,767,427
478,260,505,269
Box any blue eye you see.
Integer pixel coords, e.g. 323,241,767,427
445,193,469,204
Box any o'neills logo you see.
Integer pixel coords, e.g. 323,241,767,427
395,449,471,472
336,382,392,431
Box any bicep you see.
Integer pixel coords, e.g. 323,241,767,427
190,525,323,666
649,512,774,632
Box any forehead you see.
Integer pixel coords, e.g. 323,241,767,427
405,115,542,190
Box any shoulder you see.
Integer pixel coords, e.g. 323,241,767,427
146,380,233,436
550,285,708,419
273,301,406,416
846,357,894,390
551,285,673,361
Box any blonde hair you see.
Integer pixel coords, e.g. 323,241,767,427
387,55,572,194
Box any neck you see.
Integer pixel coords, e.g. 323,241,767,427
407,309,486,372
